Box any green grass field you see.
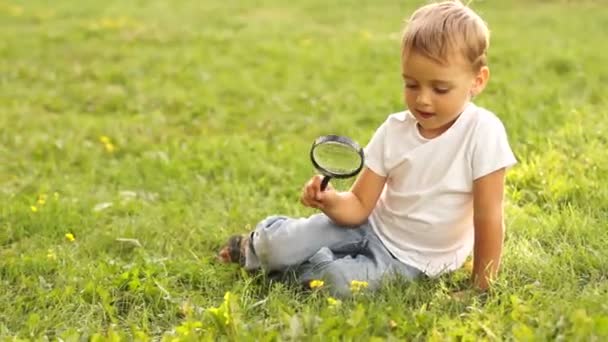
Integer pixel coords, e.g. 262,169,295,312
1,0,607,340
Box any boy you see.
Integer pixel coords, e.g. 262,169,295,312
219,0,516,297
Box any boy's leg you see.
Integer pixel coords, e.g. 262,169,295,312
244,213,366,272
295,228,422,297
295,247,382,297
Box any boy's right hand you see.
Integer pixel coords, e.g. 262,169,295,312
300,175,337,210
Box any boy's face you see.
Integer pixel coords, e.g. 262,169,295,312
402,51,488,138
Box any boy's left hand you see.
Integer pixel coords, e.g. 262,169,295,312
300,174,338,210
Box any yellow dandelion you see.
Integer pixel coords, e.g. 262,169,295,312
104,142,116,153
98,135,116,153
299,38,312,46
101,17,131,30
309,279,325,289
87,17,141,32
47,249,57,261
327,297,342,307
30,205,38,212
9,6,23,17
360,30,372,40
34,10,55,20
65,233,75,242
350,280,369,293
37,194,47,205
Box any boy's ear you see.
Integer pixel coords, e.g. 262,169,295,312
471,66,490,97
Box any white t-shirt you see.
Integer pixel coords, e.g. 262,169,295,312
364,102,517,277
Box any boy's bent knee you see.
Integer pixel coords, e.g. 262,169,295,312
323,270,354,298
250,215,300,271
309,258,373,298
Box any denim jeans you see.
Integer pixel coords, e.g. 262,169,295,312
243,213,422,297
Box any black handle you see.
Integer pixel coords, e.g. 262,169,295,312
320,176,331,191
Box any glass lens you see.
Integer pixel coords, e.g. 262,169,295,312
312,141,361,175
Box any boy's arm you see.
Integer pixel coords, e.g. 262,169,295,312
313,167,386,226
472,167,507,290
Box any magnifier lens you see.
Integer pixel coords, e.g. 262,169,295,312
312,141,362,176
310,135,365,191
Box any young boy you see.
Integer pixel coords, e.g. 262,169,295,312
219,0,516,297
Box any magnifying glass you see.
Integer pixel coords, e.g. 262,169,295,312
310,135,365,191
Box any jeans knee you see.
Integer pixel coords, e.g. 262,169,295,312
251,229,279,270
316,262,357,298
251,216,294,270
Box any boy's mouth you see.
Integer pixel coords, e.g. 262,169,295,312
415,109,435,119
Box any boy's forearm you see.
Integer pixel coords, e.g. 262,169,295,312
472,260,499,290
471,218,504,290
322,191,369,227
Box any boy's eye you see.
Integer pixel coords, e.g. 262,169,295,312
433,88,450,94
405,83,419,89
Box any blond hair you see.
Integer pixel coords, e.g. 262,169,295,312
402,0,489,71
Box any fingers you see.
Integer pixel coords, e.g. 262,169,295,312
301,175,319,208
312,175,326,199
300,175,331,209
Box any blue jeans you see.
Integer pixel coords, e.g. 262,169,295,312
244,213,422,297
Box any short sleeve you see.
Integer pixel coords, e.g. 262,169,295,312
364,120,389,177
472,116,517,180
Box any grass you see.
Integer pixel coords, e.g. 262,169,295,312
0,0,607,340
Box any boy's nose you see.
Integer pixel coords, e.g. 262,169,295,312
415,90,431,106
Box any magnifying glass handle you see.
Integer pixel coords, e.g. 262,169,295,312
320,176,331,191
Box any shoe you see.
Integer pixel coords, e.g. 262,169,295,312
217,234,249,266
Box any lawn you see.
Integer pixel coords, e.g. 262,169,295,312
0,0,607,340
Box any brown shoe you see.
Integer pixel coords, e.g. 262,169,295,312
217,234,249,266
